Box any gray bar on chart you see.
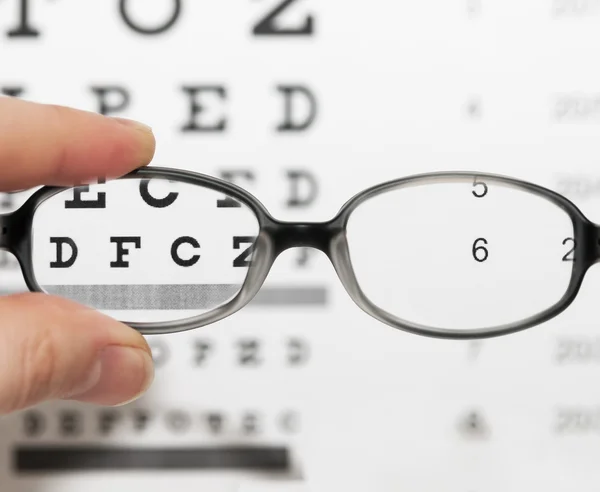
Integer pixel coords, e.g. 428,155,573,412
15,446,290,472
251,286,327,306
40,284,327,309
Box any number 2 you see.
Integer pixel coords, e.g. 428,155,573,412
562,237,576,262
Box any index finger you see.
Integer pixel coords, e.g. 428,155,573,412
0,97,156,191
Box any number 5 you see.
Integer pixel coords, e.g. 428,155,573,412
472,177,488,198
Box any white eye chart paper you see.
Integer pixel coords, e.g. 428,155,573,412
2,1,600,491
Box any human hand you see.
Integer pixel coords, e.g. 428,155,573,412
0,96,156,415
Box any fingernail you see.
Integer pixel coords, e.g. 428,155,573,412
66,346,154,406
111,117,156,164
61,357,102,398
112,117,152,134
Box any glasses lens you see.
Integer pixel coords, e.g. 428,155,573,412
31,177,260,323
345,176,576,332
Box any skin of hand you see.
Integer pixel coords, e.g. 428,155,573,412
0,96,157,415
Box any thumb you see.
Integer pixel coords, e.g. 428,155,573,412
0,293,154,415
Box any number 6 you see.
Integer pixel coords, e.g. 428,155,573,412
472,238,489,262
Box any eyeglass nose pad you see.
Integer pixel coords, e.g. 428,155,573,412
329,231,365,304
232,230,275,309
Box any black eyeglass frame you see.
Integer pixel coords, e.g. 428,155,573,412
1,166,599,340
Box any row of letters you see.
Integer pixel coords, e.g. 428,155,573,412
65,172,318,209
149,338,310,368
2,86,319,134
3,0,315,38
19,408,300,438
50,235,256,269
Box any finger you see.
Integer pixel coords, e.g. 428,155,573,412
0,97,155,191
0,293,154,415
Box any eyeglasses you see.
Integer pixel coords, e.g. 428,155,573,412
3,167,598,340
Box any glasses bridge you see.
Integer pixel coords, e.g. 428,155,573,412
265,220,342,255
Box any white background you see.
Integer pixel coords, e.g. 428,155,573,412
1,0,600,490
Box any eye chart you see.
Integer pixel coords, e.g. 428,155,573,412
2,0,600,490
